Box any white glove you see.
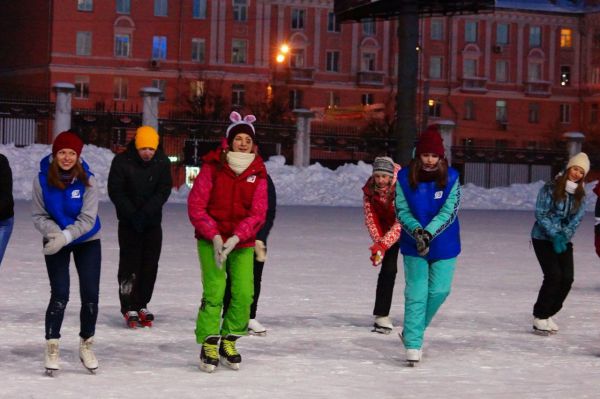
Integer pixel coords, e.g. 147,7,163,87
255,240,267,262
218,235,240,265
212,235,224,268
43,231,70,255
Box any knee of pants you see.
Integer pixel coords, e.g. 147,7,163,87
48,298,68,313
82,302,98,314
430,287,451,301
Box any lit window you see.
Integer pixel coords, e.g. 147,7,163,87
115,34,130,57
152,36,167,60
232,39,247,64
290,49,305,68
193,0,207,19
495,100,507,122
560,28,572,48
76,32,92,56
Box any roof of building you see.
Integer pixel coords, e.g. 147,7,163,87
496,0,600,14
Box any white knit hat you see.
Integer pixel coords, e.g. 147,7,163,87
566,152,590,176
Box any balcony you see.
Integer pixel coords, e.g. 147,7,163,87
357,71,385,87
460,76,488,93
285,67,315,85
524,80,552,97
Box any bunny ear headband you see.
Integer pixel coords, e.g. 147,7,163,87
226,111,256,139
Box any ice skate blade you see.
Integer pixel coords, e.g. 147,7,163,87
139,320,153,328
199,363,217,373
406,360,419,367
45,368,58,376
372,325,392,335
533,328,551,336
248,329,266,337
220,357,240,370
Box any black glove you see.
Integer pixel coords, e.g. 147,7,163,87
130,210,146,233
413,228,432,257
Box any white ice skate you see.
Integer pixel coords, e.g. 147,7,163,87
406,348,422,366
79,337,98,373
533,317,552,336
547,317,559,333
372,316,393,334
44,339,60,375
248,319,267,336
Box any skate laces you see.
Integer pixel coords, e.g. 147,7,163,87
221,339,239,356
203,341,219,359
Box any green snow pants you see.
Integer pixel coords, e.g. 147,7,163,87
194,239,254,344
402,255,456,350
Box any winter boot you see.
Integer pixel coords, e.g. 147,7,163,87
547,317,559,333
79,337,98,372
533,317,552,336
124,311,139,328
373,316,393,334
44,339,60,373
139,308,154,327
219,335,242,370
406,348,422,366
248,319,267,336
199,336,220,373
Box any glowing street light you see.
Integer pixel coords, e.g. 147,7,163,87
276,43,290,63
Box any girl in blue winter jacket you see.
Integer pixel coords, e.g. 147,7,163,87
531,152,589,335
395,125,461,365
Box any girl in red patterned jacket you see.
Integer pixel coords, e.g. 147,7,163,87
188,111,267,373
363,156,401,334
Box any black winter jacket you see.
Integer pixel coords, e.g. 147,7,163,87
107,141,172,230
256,174,276,243
0,154,14,221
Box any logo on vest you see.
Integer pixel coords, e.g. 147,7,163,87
71,190,81,199
247,175,256,183
434,190,443,199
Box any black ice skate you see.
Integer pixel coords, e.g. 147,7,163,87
138,308,154,327
219,335,242,370
200,336,220,373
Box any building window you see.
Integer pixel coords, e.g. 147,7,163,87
592,67,600,84
232,84,245,106
528,62,542,81
328,92,340,108
192,38,205,63
430,19,443,40
464,100,475,120
495,60,508,82
193,0,207,19
233,0,247,22
327,12,341,32
560,66,571,86
232,39,247,64
116,0,130,13
429,56,442,79
290,48,305,68
113,77,128,100
361,93,374,106
76,32,92,56
363,18,376,36
496,23,509,45
77,0,93,11
496,100,507,122
326,51,340,72
152,36,167,60
154,0,168,16
291,9,305,29
362,52,376,71
289,90,303,109
591,104,598,124
189,80,205,101
560,28,572,48
560,103,571,123
428,99,441,117
529,26,541,47
115,34,130,57
465,21,478,43
528,103,539,123
74,76,89,99
152,79,166,101
463,59,477,78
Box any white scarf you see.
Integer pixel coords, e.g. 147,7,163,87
226,151,255,175
565,180,578,194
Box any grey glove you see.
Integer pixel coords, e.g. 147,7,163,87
212,235,224,268
218,235,240,265
43,231,70,255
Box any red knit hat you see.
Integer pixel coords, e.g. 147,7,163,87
52,131,84,157
415,125,445,158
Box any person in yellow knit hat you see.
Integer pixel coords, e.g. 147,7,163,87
108,126,173,328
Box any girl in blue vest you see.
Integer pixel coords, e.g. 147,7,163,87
531,152,589,335
395,125,461,364
32,131,101,374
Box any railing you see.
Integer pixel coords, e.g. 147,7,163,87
524,80,552,97
452,145,566,164
357,71,385,86
286,68,315,84
461,76,488,93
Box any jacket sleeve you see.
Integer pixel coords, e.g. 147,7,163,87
140,157,173,216
534,184,560,238
107,156,137,219
363,195,382,242
31,176,61,237
425,180,461,238
0,155,13,214
378,221,401,250
395,182,422,237
256,174,276,243
233,177,268,243
64,176,99,241
187,164,220,240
